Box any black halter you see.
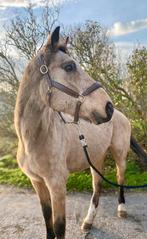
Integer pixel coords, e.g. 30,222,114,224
39,54,102,123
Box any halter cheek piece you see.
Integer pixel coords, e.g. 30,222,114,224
39,54,102,123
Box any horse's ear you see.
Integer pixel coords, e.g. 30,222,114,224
65,36,69,45
51,26,60,48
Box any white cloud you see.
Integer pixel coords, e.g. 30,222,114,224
107,18,147,37
0,0,26,8
0,0,74,8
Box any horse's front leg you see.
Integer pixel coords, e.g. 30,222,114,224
81,167,102,231
45,175,67,239
31,179,55,239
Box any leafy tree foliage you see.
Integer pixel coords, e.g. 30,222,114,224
125,47,147,145
127,47,147,121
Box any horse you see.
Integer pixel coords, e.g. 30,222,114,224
14,26,114,239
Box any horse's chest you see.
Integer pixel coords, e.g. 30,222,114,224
66,122,113,172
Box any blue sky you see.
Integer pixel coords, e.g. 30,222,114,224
0,0,147,60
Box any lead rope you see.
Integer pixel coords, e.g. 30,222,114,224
58,113,147,189
77,127,147,189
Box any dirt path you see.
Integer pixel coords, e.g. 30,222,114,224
0,185,147,239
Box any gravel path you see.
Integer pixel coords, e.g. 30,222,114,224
0,185,147,239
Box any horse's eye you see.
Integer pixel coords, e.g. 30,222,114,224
64,62,76,72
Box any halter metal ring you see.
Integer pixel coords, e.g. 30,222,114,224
40,65,48,74
48,87,52,94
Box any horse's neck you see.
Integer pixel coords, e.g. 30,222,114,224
15,87,54,142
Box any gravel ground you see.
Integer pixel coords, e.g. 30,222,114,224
0,185,147,239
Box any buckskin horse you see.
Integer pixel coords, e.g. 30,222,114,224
14,26,114,239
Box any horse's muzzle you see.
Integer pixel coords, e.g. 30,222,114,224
92,101,114,124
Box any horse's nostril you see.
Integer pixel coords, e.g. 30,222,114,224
105,102,114,119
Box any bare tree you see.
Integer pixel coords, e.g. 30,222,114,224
0,1,59,155
68,21,122,97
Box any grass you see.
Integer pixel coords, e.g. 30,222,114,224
0,155,31,187
0,154,147,191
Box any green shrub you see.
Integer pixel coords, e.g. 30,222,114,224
0,155,147,191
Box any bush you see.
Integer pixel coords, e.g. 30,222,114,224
0,154,147,191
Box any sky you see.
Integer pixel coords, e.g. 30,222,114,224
0,0,147,61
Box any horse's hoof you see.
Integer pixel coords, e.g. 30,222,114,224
81,222,92,231
117,203,127,218
117,210,127,218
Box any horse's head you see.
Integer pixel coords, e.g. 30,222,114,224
26,27,113,124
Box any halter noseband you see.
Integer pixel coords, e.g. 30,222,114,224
39,54,102,123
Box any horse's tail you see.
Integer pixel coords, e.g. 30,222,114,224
130,136,147,162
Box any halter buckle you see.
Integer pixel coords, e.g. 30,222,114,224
40,65,48,74
78,94,85,103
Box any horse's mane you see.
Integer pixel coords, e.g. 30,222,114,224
14,38,69,141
